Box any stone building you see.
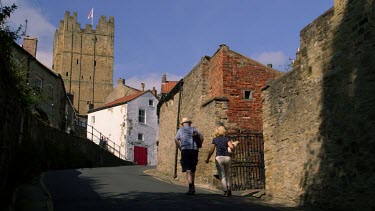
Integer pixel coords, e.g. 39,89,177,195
52,11,114,114
13,37,76,132
105,78,141,104
262,0,375,209
157,44,282,187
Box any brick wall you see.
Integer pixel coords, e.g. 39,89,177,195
262,0,375,209
219,46,282,131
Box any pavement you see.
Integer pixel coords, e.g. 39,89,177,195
12,173,53,211
11,168,318,211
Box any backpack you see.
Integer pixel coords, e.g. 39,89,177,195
192,127,203,148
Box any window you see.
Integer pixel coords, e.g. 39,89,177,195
138,133,144,142
91,116,95,124
33,77,43,93
149,99,154,106
244,90,253,100
139,109,145,124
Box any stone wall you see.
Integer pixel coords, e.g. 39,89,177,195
105,78,141,104
262,0,375,210
0,63,129,208
157,45,282,189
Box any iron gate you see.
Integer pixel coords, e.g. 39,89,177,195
228,132,265,190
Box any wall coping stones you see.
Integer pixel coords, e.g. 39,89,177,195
201,96,229,107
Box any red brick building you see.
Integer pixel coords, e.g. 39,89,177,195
157,44,283,186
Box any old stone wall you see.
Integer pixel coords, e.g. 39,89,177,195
105,79,141,104
0,64,129,207
158,45,283,189
262,0,375,210
157,57,217,186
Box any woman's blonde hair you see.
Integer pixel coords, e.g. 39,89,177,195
212,126,226,138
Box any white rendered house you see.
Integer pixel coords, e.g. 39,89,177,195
87,91,159,166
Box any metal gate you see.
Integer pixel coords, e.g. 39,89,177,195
228,132,265,190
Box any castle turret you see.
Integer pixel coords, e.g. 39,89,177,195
52,11,114,114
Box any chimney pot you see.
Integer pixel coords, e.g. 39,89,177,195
117,78,125,86
141,83,145,91
267,64,273,68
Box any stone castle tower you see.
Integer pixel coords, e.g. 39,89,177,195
52,11,114,114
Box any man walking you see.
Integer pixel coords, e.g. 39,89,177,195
174,117,204,195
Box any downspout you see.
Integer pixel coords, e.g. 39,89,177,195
174,81,183,178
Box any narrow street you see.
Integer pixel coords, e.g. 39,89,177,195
44,166,282,211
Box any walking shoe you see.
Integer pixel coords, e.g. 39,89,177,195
186,189,195,195
186,186,195,195
227,190,232,197
223,191,228,197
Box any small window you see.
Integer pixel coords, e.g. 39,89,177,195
91,116,95,124
149,99,154,106
139,109,145,124
244,90,253,100
76,59,79,64
66,72,69,76
34,77,42,89
138,133,144,142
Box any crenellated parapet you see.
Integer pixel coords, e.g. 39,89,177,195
95,16,115,35
57,11,114,35
58,11,82,32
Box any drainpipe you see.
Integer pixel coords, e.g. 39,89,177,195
173,81,183,178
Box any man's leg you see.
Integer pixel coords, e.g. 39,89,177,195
186,170,195,194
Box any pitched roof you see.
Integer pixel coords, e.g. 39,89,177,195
161,81,179,94
105,91,145,107
88,91,148,113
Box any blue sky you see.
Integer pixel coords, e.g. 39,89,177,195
4,0,333,92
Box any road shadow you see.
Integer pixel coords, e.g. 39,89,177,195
44,167,311,211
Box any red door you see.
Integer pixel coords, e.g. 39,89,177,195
134,146,147,165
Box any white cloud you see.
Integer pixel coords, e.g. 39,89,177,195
4,0,55,68
251,51,289,70
124,72,182,94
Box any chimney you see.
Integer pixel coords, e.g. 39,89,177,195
294,48,301,69
117,78,125,86
151,87,157,96
22,36,38,57
141,83,145,91
219,44,229,50
162,73,167,84
267,64,273,68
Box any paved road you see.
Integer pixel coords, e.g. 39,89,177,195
44,166,282,211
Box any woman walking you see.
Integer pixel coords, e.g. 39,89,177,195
205,126,234,196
